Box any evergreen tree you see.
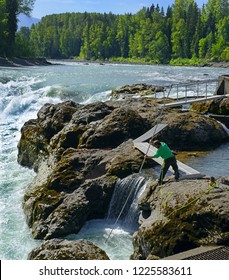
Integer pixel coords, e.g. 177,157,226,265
0,0,7,56
18,0,35,15
15,26,31,56
2,0,228,62
5,0,18,55
0,0,35,56
116,15,131,57
212,16,229,59
171,0,199,58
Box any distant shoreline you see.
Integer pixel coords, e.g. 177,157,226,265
50,58,229,68
0,57,52,67
0,57,229,68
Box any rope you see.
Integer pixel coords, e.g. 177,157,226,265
161,180,217,221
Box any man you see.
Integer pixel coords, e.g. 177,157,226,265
146,140,179,185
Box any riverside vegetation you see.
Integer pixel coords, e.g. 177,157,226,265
17,84,229,259
1,1,229,65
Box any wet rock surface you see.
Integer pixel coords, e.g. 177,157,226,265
17,89,229,259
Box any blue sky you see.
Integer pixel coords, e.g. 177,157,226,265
32,0,208,19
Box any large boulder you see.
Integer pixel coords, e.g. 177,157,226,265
37,100,80,140
18,95,229,244
22,140,145,240
47,102,115,153
190,97,229,115
23,174,118,240
28,239,109,260
80,107,150,148
18,98,228,171
111,83,165,99
17,101,79,169
131,177,229,259
17,119,49,168
190,97,229,128
158,110,228,150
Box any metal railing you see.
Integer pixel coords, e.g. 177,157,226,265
155,79,218,101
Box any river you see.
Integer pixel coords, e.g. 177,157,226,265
0,61,228,259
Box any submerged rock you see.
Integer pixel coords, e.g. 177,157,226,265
28,239,109,260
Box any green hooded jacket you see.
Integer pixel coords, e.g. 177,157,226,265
153,142,174,160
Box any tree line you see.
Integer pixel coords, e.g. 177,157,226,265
1,0,229,63
0,0,35,56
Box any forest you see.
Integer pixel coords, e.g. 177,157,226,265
1,0,229,64
0,0,35,56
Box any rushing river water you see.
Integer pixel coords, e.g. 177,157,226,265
0,61,228,259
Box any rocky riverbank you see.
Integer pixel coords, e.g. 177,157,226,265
0,57,52,67
49,58,229,68
1,57,229,68
17,86,229,259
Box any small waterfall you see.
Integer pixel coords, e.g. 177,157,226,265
107,174,147,231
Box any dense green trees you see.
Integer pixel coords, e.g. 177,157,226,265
0,0,229,63
0,0,35,56
25,0,228,63
0,0,8,55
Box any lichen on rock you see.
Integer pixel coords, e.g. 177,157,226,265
131,177,229,259
28,239,109,260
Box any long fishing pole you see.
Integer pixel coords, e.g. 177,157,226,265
139,87,170,173
138,123,159,174
105,88,170,244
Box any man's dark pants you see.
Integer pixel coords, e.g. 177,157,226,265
159,156,179,184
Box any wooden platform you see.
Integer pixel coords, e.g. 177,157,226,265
134,142,204,179
133,124,167,143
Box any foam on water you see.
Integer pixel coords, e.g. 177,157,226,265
67,220,134,260
82,90,112,104
65,175,148,259
0,134,41,259
0,72,62,259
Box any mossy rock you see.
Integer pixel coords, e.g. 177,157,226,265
80,107,150,149
160,111,228,150
28,239,110,260
111,83,164,97
17,119,49,168
133,203,229,259
49,125,86,152
132,178,229,259
191,98,229,115
23,184,64,228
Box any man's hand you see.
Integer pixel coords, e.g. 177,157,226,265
144,155,151,158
